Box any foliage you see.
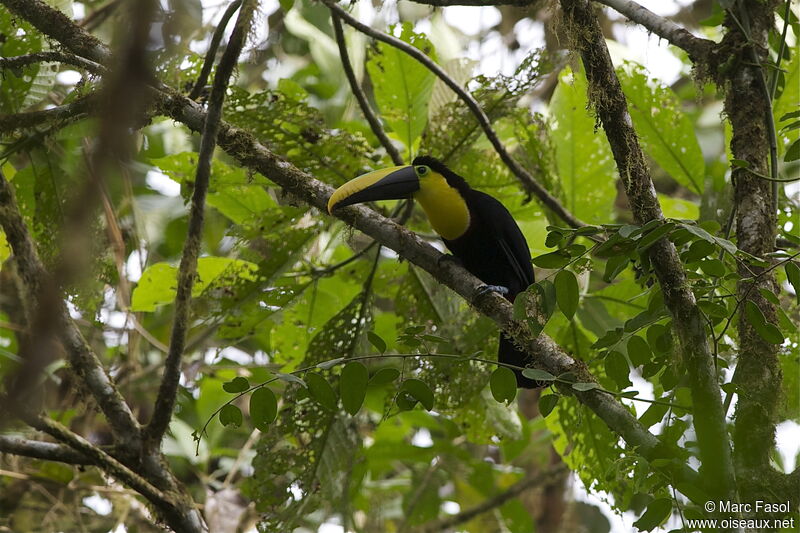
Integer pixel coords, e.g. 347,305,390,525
0,1,798,532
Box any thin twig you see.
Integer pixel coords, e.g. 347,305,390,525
415,465,569,533
0,435,92,464
331,12,404,166
0,51,104,74
188,0,242,100
322,0,586,228
144,0,257,449
594,0,716,62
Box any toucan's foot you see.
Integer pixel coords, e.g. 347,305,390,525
474,284,510,299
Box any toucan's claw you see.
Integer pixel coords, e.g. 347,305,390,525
475,284,510,299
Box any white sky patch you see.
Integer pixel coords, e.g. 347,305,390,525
443,6,501,36
776,421,800,472
319,524,344,533
55,69,82,86
82,493,112,516
146,169,181,197
126,249,147,283
411,428,433,448
442,501,460,514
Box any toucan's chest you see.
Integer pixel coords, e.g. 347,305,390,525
412,177,471,240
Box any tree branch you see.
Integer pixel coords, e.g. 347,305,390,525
0,51,104,73
415,465,568,533
593,0,716,63
322,0,586,228
0,168,142,447
25,415,204,532
0,435,92,465
188,0,242,100
331,12,404,166
0,93,96,134
144,0,257,449
559,0,734,501
0,0,110,63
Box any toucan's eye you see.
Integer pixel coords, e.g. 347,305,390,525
416,166,429,177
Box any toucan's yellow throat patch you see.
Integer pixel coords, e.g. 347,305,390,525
413,171,470,240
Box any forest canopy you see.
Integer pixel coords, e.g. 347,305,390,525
0,0,798,532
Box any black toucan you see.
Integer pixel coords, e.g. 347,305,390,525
328,155,538,388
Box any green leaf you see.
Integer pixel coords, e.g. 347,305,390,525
633,498,672,531
369,367,400,387
592,327,624,349
366,23,437,153
551,67,617,222
305,372,338,410
219,404,243,427
785,261,800,304
340,362,369,415
396,391,418,411
401,379,434,411
222,376,250,393
275,372,306,386
699,259,726,277
539,394,559,417
697,300,728,319
572,382,600,392
744,301,784,344
637,222,675,251
367,331,387,354
603,255,630,283
531,250,571,269
626,335,652,367
489,367,517,404
317,357,345,370
605,351,631,389
619,64,704,194
250,387,278,430
638,402,669,428
522,368,555,382
131,263,178,312
554,270,579,319
785,138,800,162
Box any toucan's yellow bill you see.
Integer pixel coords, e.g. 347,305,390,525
327,166,419,214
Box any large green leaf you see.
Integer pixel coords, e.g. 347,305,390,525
550,67,617,223
618,63,705,194
131,257,258,311
366,23,437,157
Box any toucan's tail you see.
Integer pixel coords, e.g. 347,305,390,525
499,333,542,389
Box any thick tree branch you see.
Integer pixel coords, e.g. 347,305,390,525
25,415,204,533
144,0,257,449
0,169,142,446
0,51,104,73
558,0,734,501
331,12,404,166
415,465,568,533
0,94,95,134
722,0,783,508
188,0,242,99
593,0,716,63
322,0,586,228
0,435,92,465
0,0,110,63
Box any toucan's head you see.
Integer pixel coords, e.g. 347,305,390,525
327,156,469,214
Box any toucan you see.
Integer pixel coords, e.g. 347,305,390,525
328,155,538,388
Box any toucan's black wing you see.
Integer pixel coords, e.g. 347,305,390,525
464,189,534,293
